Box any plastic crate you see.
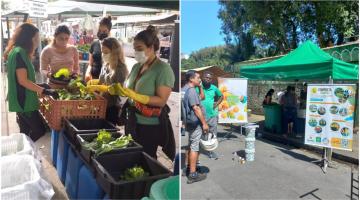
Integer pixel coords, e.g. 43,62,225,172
39,95,107,131
93,151,172,199
1,133,33,157
76,132,143,164
64,118,118,147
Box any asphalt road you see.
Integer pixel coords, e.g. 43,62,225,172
181,124,356,200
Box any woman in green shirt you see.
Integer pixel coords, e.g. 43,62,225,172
110,25,175,158
4,23,58,141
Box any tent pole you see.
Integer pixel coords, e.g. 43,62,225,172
326,76,333,168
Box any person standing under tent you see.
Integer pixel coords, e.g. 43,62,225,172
85,16,112,82
196,71,223,159
4,23,58,141
40,25,79,89
263,89,275,105
86,37,129,125
108,25,176,161
280,86,297,136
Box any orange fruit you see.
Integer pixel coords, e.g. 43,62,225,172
233,106,239,113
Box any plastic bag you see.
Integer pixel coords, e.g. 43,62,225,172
1,133,34,157
1,155,54,200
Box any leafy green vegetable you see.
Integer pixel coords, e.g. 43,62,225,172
56,77,95,100
121,165,149,181
82,130,134,156
96,129,112,146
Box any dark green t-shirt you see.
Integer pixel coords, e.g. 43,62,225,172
127,59,175,125
196,84,222,119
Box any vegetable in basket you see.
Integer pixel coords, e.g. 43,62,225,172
121,165,149,181
82,130,134,156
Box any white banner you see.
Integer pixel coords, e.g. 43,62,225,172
304,84,356,151
218,78,248,123
27,0,48,18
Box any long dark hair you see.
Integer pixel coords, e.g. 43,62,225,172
134,25,160,52
4,23,39,60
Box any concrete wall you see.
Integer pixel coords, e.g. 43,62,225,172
248,80,332,115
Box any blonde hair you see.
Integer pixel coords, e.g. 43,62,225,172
101,37,126,71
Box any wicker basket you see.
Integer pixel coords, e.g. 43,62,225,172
39,95,107,131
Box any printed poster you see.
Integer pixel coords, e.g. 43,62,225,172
218,78,248,123
305,84,356,151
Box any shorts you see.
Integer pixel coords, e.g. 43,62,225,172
284,107,297,124
207,116,218,136
186,124,202,152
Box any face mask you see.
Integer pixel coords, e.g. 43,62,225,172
97,32,108,40
134,51,148,64
102,53,111,63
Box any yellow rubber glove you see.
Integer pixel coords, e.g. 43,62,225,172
86,79,100,86
108,83,150,105
86,85,109,93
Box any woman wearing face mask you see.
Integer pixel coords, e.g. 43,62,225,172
109,25,175,159
87,37,128,124
4,23,58,141
85,16,112,82
40,25,79,88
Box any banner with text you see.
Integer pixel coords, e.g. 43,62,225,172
305,84,356,151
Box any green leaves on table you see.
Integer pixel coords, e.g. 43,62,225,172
82,130,134,156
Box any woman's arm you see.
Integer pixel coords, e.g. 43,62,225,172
72,47,80,74
146,86,172,107
266,96,271,104
40,48,51,77
16,69,44,94
85,53,94,82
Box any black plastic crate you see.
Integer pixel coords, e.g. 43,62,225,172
93,151,172,199
76,132,143,164
64,118,118,149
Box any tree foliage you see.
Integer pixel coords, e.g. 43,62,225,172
182,1,358,70
218,1,359,57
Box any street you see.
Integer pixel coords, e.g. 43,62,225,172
181,124,356,200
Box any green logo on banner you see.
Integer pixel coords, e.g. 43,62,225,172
316,137,321,143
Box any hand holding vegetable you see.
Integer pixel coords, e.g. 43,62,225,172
86,79,100,86
108,83,150,105
86,85,109,93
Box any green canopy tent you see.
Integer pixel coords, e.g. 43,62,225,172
240,40,359,81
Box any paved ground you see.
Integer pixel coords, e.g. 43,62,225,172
181,123,357,200
1,70,179,199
